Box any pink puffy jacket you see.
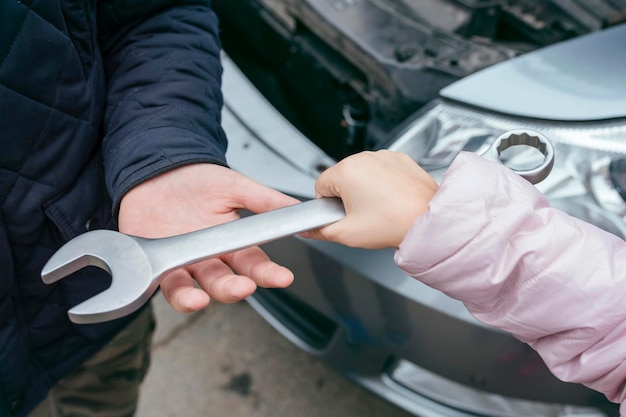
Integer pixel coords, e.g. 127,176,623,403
395,152,626,415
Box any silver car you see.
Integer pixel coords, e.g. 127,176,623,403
214,1,626,416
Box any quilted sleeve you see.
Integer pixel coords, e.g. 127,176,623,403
97,0,228,216
395,152,626,412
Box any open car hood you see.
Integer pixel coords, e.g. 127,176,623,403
441,23,626,121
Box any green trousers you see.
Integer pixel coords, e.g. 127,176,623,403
28,305,155,417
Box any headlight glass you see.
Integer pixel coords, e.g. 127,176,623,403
388,99,626,239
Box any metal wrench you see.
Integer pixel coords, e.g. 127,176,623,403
42,197,345,324
42,129,555,325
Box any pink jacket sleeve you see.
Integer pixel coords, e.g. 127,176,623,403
395,152,626,414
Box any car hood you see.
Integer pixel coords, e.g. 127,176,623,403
440,23,626,121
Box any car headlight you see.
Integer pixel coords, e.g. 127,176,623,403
388,99,626,240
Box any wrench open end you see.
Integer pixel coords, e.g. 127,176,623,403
42,234,112,285
42,230,157,324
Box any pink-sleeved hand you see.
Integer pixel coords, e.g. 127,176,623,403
306,150,438,249
118,163,300,313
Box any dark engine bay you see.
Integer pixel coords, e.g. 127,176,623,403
213,0,626,160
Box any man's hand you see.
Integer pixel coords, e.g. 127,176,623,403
118,163,300,313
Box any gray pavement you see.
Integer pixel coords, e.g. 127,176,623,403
136,292,414,417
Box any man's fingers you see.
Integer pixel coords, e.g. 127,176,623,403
190,258,258,303
160,268,211,313
223,246,295,288
161,246,294,311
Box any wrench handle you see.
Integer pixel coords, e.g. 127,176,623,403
140,197,345,278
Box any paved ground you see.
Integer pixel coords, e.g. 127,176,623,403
136,292,414,417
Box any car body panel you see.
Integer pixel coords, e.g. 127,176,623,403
220,52,613,416
216,2,626,416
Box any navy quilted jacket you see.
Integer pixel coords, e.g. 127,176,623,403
0,1,227,415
